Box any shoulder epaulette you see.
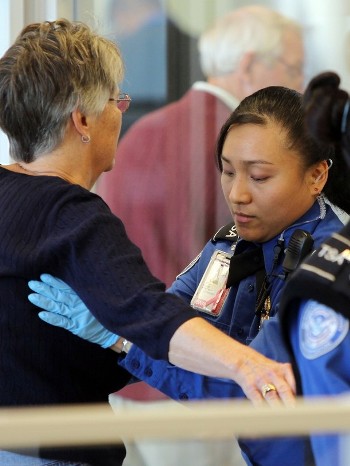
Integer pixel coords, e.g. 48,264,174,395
212,222,238,243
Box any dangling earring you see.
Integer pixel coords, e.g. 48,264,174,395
81,135,91,143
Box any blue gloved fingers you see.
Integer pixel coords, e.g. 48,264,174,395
40,274,74,291
38,311,72,331
28,280,76,305
28,293,73,317
29,276,121,348
28,279,59,297
39,310,119,347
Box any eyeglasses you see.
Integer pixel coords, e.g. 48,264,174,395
275,57,304,79
255,54,304,80
109,93,131,113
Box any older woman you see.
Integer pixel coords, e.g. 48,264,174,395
0,18,296,466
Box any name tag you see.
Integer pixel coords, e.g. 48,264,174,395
191,250,232,316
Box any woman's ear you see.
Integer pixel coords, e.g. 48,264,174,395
308,160,329,195
71,108,89,139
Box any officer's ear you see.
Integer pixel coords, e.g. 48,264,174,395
308,160,329,196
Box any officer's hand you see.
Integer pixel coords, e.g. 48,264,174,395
28,274,119,348
233,346,296,407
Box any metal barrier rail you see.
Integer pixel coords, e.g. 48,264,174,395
1,396,350,448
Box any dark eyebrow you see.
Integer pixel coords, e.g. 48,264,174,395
220,154,274,166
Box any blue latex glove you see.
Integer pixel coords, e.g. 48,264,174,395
28,274,119,349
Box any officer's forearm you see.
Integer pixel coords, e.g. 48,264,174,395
168,317,296,405
168,317,241,378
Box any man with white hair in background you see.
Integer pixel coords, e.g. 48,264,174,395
97,4,304,288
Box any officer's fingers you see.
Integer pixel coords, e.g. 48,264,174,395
263,389,283,406
242,387,265,407
267,382,296,407
40,273,73,291
38,311,73,331
272,364,297,406
274,386,296,406
283,363,297,393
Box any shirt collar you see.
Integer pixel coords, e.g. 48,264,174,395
191,81,238,110
261,200,328,271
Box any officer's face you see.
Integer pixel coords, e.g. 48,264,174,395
220,121,319,243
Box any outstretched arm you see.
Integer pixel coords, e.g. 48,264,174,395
119,343,244,400
29,274,295,406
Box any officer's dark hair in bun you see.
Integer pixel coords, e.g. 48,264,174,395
303,72,349,143
303,71,350,212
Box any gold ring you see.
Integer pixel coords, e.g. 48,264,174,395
261,383,277,398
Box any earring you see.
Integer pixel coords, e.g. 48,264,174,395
314,159,333,183
81,135,91,143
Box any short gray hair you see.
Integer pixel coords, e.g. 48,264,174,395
0,18,124,162
198,5,302,78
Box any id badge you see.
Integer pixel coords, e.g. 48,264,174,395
191,250,232,316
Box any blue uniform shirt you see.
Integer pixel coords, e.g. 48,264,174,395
281,219,350,466
119,200,343,465
290,299,350,466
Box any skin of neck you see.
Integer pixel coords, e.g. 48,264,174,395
16,124,98,190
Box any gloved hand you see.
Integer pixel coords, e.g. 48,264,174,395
28,274,119,348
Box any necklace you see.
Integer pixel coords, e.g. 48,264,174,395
16,162,71,184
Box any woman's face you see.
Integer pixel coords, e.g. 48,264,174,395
90,95,123,173
220,121,317,243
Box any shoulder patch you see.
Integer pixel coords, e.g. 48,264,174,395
212,222,238,243
299,299,349,359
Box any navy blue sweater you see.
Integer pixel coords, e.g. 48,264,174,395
0,166,195,464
